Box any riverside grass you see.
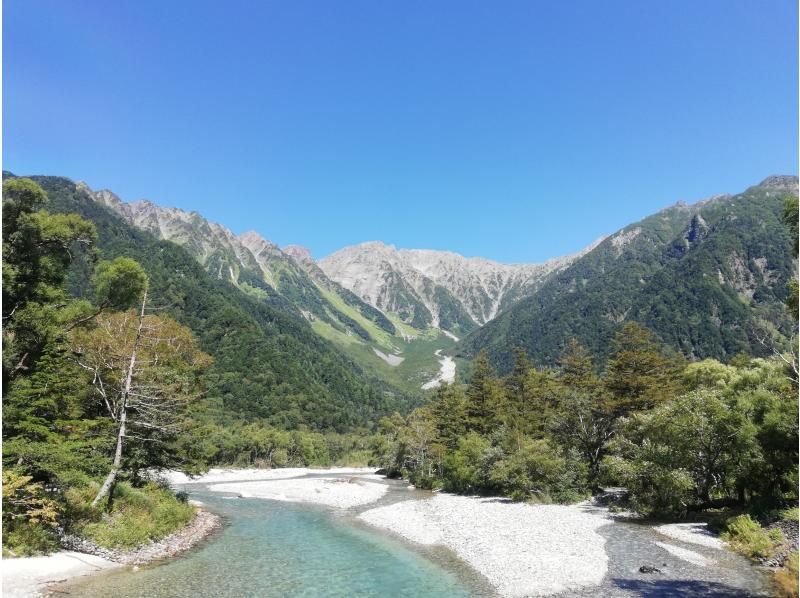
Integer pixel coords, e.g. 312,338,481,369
721,514,784,560
70,482,194,550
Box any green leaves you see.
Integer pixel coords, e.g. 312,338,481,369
93,257,148,309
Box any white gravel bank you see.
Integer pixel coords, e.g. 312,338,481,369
359,494,611,597
163,467,376,486
654,522,725,549
209,475,388,509
2,551,120,598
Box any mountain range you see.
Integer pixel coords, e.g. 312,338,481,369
4,171,797,428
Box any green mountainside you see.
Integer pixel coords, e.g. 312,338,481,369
4,173,418,431
81,183,452,392
459,176,798,371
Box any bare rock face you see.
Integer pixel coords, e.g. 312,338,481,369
283,244,314,263
758,175,799,194
319,241,597,328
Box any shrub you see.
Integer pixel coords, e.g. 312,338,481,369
2,469,60,556
721,515,783,560
489,439,587,503
775,552,799,598
79,482,194,550
781,507,799,522
442,433,492,494
603,453,695,516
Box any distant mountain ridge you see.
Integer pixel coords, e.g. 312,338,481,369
84,184,399,340
460,175,799,371
10,171,795,394
318,240,600,334
84,183,594,339
2,173,416,430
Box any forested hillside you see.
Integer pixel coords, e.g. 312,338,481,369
460,177,798,371
4,173,417,431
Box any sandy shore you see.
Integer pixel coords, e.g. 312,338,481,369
2,551,120,598
359,495,611,597
3,509,220,597
164,466,376,486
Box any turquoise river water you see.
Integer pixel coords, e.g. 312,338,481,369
53,475,770,597
53,482,486,598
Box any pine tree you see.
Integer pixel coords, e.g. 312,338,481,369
603,322,680,416
465,350,505,435
558,338,598,391
431,383,467,450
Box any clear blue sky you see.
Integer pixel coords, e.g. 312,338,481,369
4,0,797,263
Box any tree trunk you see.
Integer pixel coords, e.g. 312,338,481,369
91,289,147,508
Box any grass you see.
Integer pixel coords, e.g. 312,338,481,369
721,514,784,560
75,482,195,551
775,552,799,598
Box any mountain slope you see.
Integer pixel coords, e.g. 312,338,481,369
75,181,459,392
318,241,595,334
7,173,417,430
460,176,798,371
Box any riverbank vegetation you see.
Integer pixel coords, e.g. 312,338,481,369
375,197,799,529
376,330,798,515
2,179,206,556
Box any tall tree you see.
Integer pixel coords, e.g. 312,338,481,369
464,350,505,435
558,338,598,391
504,347,531,430
431,382,467,450
72,289,211,508
2,178,96,385
604,322,681,416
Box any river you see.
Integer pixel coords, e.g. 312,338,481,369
53,473,771,597
52,477,492,597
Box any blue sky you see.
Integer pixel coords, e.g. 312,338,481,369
4,0,797,263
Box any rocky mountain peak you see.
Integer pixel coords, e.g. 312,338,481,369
757,175,799,193
283,245,314,263
320,241,592,329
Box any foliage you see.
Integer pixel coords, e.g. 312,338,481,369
75,482,195,550
2,469,60,556
607,389,757,514
604,322,682,415
2,177,97,386
721,515,783,559
1,177,205,555
92,256,147,309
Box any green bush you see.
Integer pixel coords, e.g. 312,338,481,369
489,440,586,503
3,522,59,556
603,453,695,516
442,433,492,494
2,469,60,556
781,507,799,521
721,515,783,559
79,482,194,550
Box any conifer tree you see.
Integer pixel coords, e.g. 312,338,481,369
465,350,505,435
603,322,680,416
431,383,467,450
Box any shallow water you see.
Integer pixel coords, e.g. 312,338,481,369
53,482,483,598
54,476,771,598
